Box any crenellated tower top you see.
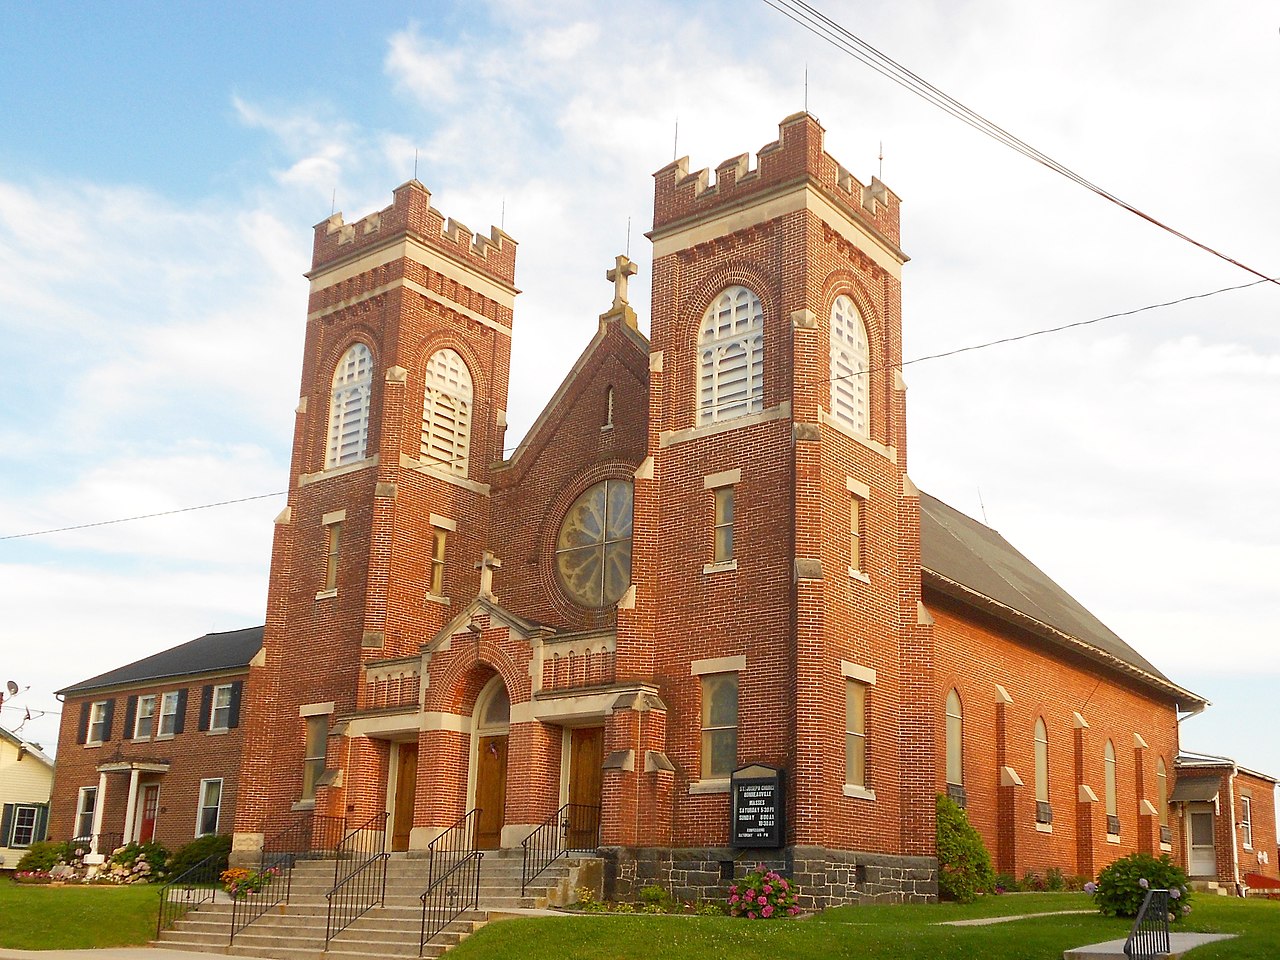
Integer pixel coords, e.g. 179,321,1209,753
310,179,518,287
651,112,902,250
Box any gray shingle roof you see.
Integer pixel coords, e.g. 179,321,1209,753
919,491,1203,705
56,626,262,696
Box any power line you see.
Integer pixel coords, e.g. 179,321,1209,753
761,0,1280,288
1,492,286,541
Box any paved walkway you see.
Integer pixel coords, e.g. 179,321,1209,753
940,909,1094,926
0,951,275,960
1063,932,1235,959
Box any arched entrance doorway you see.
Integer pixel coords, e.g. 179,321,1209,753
470,675,509,849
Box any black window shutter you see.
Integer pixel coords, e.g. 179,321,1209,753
77,702,89,745
174,688,188,734
101,699,115,742
123,696,138,738
34,803,49,843
198,685,212,732
228,680,243,729
0,804,12,847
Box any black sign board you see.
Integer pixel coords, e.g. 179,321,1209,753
730,764,785,848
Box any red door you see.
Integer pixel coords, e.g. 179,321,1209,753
138,785,160,843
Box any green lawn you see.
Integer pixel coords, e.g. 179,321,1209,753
0,881,159,949
449,893,1280,960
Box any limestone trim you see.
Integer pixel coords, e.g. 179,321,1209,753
650,180,906,279
314,588,337,601
399,454,491,494
660,402,791,448
307,236,518,308
688,778,730,795
1133,732,1149,749
429,513,457,532
1073,712,1090,729
845,476,871,499
422,711,471,734
690,655,746,676
342,712,424,739
1078,785,1099,803
1140,799,1159,817
819,409,896,461
298,701,336,717
994,684,1013,704
299,454,379,487
522,688,633,724
842,784,877,801
703,560,739,575
841,661,876,685
1000,766,1023,787
322,509,347,525
703,468,741,489
1035,822,1053,834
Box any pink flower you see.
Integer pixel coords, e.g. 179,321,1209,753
779,879,789,890
744,891,755,903
729,884,737,894
763,884,773,894
788,906,800,916
729,894,739,903
747,911,757,919
762,904,774,918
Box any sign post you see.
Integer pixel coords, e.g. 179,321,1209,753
730,764,785,849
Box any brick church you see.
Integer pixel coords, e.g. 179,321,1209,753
209,111,1249,903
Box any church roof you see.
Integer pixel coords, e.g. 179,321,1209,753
56,625,262,696
919,492,1205,708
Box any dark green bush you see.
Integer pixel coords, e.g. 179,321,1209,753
1089,853,1190,920
168,834,232,879
1045,866,1067,891
15,841,72,873
992,872,1020,893
935,793,994,903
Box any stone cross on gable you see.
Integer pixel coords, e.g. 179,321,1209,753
606,254,638,310
475,551,502,597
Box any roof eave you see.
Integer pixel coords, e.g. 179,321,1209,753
922,569,1209,710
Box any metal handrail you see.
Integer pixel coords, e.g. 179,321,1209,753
419,851,483,953
324,811,390,946
1124,888,1171,959
156,852,224,937
427,808,481,880
521,803,600,895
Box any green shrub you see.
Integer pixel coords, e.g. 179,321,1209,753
1088,853,1190,920
935,794,994,904
15,841,72,873
168,834,231,879
1045,866,1067,892
1021,870,1048,892
992,872,1020,893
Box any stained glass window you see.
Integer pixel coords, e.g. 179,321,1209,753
555,479,633,608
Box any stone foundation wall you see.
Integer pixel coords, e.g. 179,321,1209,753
599,844,936,908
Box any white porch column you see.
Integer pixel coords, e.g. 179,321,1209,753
121,767,141,846
87,771,109,862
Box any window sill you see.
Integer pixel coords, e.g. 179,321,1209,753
291,800,316,812
84,742,103,749
299,454,379,487
155,733,175,741
688,778,731,795
1035,822,1053,834
1106,834,1121,845
131,736,152,744
842,784,876,801
703,560,738,575
848,568,870,584
206,728,229,736
1160,842,1172,853
1244,844,1253,852
315,588,338,600
424,592,451,607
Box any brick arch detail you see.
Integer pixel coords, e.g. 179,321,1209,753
819,269,888,443
676,261,780,354
426,637,526,715
406,332,492,408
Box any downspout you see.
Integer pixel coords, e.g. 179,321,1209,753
1227,763,1242,895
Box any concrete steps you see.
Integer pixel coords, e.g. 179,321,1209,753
155,849,593,960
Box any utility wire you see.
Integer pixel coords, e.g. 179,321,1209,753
761,0,1279,288
1,492,286,541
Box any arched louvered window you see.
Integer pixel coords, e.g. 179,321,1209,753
945,689,963,787
1104,739,1118,834
1034,717,1049,804
830,295,869,435
421,349,473,475
698,286,764,425
326,343,373,468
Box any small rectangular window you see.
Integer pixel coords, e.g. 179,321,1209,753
1241,796,1253,849
75,787,97,839
713,486,734,563
210,684,233,732
850,495,864,573
134,694,157,739
430,527,447,597
700,672,738,779
158,691,180,736
197,779,222,836
845,679,867,787
9,804,39,847
302,716,329,801
325,521,342,591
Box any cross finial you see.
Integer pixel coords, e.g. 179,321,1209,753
606,254,638,310
475,551,502,597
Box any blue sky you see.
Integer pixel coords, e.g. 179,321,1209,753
1,1,1278,829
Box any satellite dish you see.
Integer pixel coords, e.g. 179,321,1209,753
5,681,17,696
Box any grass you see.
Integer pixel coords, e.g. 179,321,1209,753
0,880,159,949
447,892,1280,960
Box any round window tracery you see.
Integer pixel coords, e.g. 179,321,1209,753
555,479,633,608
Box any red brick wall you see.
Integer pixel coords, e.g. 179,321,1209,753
51,675,247,851
929,593,1181,879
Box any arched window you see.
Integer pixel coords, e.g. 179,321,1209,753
1034,717,1050,823
698,286,764,425
945,689,964,788
326,343,373,468
1104,739,1118,835
421,349,473,475
830,295,870,435
555,479,634,608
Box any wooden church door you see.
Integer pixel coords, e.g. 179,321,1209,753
474,736,508,849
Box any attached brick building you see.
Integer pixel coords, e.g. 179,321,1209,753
50,627,260,858
49,113,1272,903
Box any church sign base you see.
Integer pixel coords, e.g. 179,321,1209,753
599,845,937,909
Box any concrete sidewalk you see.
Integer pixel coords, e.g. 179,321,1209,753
1063,932,1236,958
0,951,273,960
